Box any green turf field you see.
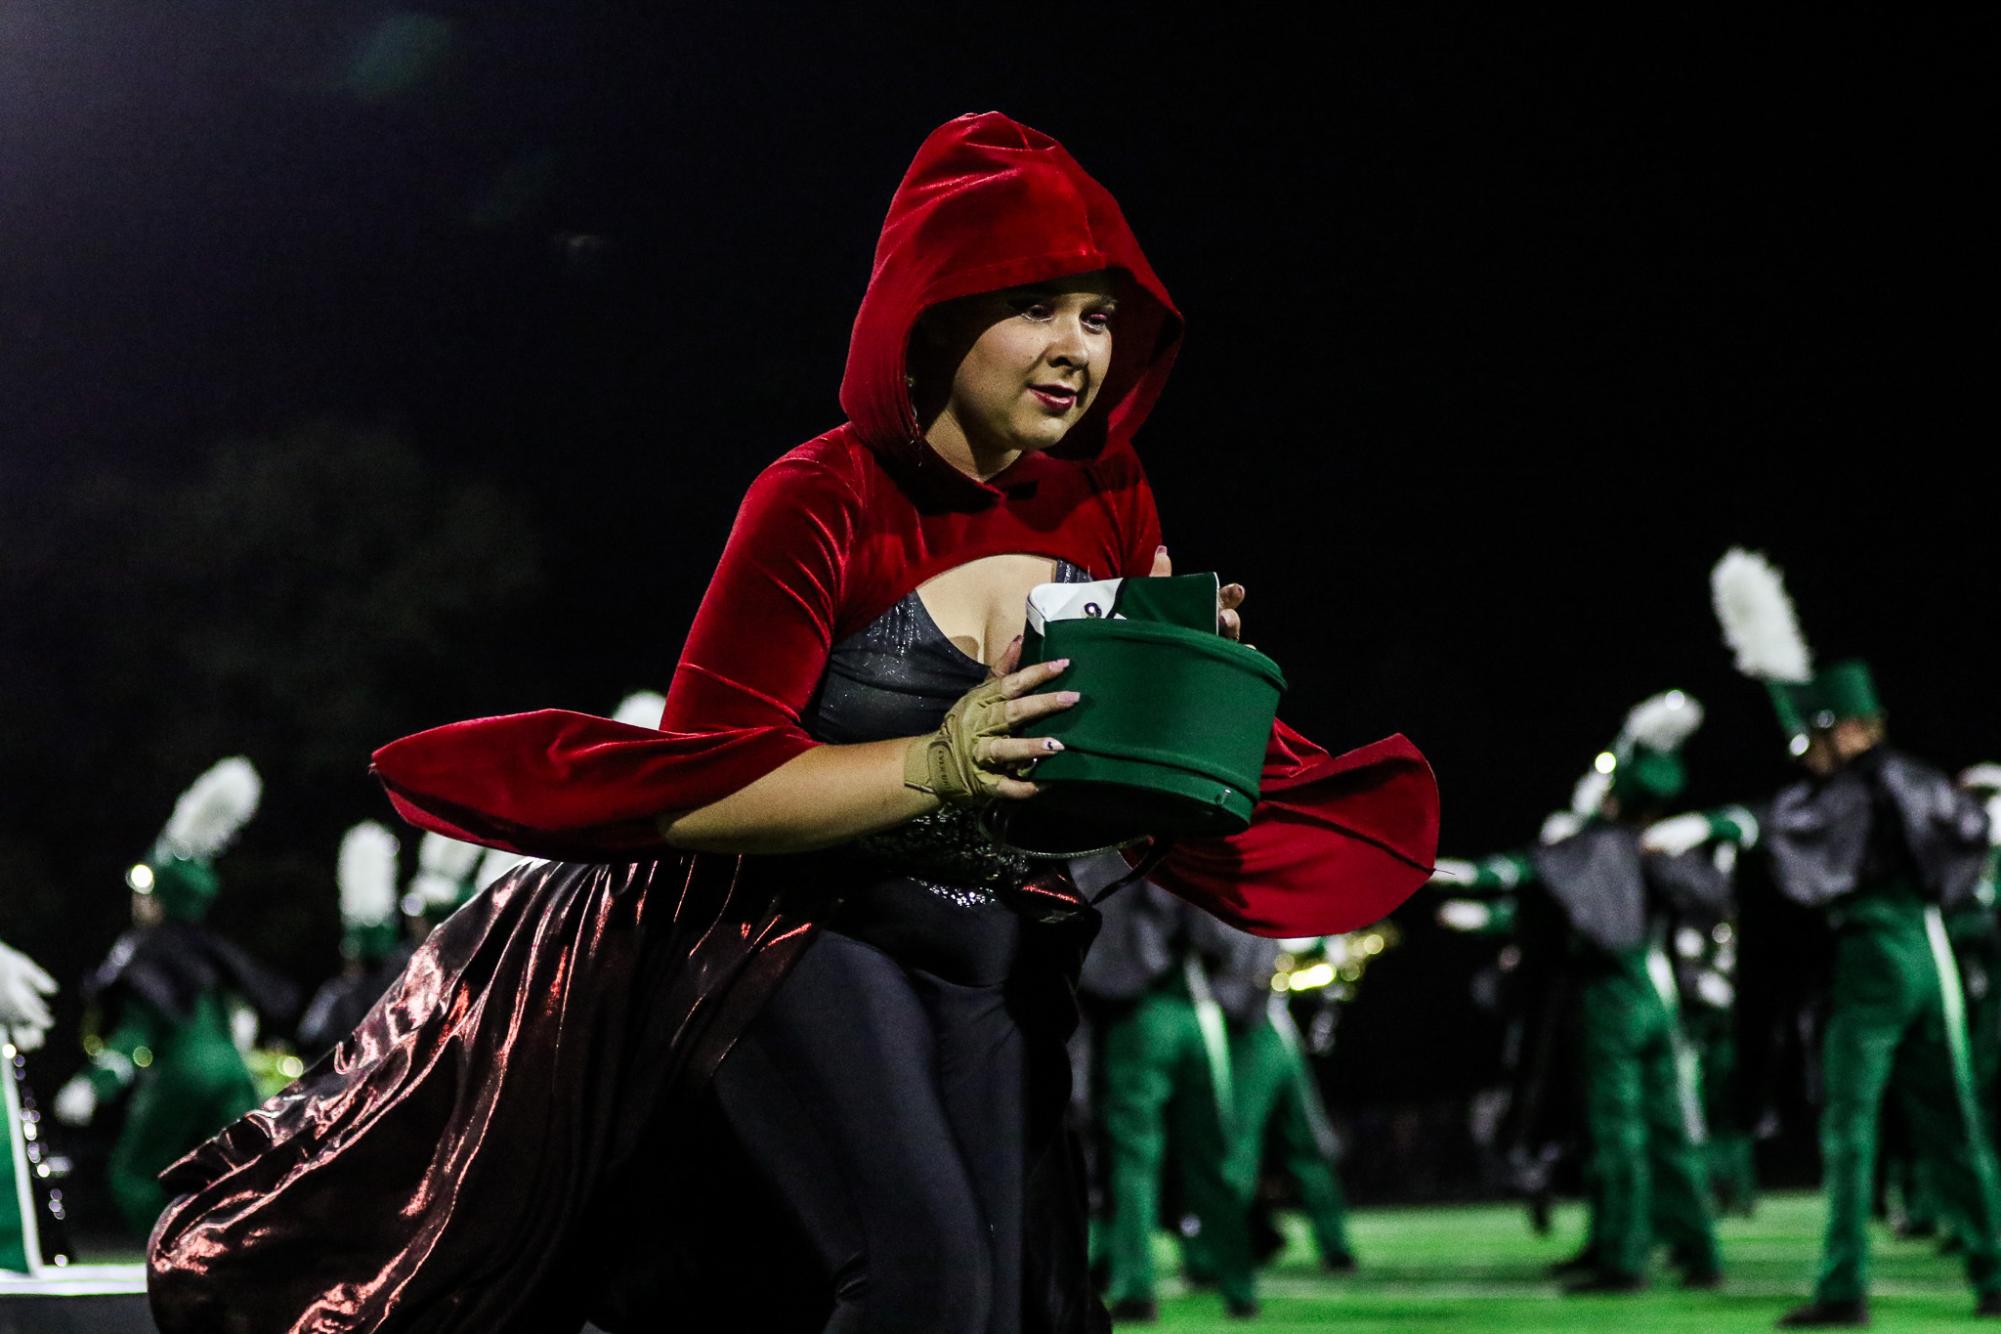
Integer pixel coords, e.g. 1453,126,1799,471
1140,1192,1996,1331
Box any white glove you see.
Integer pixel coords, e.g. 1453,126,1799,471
230,1004,259,1055
1695,971,1736,1010
1430,858,1480,887
1437,899,1495,932
1539,810,1586,846
0,939,57,1049
53,1073,97,1126
1640,813,1711,858
1958,763,2001,794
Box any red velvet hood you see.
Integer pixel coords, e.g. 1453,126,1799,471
840,111,1183,465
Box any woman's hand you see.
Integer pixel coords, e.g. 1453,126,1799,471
1149,545,1246,642
905,637,1079,804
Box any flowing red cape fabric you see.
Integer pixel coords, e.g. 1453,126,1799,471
373,713,1437,937
1147,726,1438,934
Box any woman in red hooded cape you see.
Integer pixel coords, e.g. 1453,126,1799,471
148,112,1439,1333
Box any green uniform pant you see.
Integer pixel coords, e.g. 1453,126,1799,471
1578,962,1720,1279
1219,1010,1352,1263
1707,1128,1757,1218
107,1035,259,1235
1100,983,1255,1307
1891,921,2001,1233
1694,1021,1758,1215
1,1100,27,1272
1812,904,2001,1304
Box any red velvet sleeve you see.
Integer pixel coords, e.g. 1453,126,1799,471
371,455,858,857
1113,460,1441,936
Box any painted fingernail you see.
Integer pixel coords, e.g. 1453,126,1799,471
1045,738,1064,752
1060,691,1082,704
1053,658,1071,669
1156,544,1168,556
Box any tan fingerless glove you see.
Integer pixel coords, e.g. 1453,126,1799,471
904,675,1013,805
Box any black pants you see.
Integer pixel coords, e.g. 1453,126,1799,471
710,924,1027,1334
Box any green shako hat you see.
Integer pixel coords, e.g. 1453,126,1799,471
338,821,402,962
1568,690,1703,819
1809,659,1881,728
128,756,261,923
1712,549,1881,751
993,573,1286,855
1606,690,1703,809
131,856,221,922
1765,664,1883,736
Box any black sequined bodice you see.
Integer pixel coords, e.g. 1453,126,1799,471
805,561,1087,893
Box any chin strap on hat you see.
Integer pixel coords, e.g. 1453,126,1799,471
992,828,1175,922
1088,837,1174,904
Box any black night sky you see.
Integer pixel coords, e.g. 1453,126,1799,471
1,6,1991,1199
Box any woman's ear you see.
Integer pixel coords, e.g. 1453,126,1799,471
905,322,944,422
911,308,949,350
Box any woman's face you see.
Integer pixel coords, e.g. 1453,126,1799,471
916,272,1119,464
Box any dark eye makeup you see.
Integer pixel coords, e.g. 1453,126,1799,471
1008,292,1116,327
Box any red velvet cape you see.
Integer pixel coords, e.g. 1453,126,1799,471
371,111,1438,935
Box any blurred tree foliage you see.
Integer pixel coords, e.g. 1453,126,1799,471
0,421,543,1080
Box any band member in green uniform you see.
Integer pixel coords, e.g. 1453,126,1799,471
1,938,59,1272
1954,763,2001,1141
1436,690,1726,1293
1212,931,1365,1273
1645,549,2001,1327
1080,870,1257,1321
52,758,295,1235
1672,917,1758,1217
297,821,410,1059
1882,775,2000,1247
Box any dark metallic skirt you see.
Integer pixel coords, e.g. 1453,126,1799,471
146,853,1103,1333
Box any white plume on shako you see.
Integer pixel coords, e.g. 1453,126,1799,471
339,821,402,929
158,756,263,862
408,831,483,915
1619,690,1705,755
612,691,665,729
1711,548,1812,683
